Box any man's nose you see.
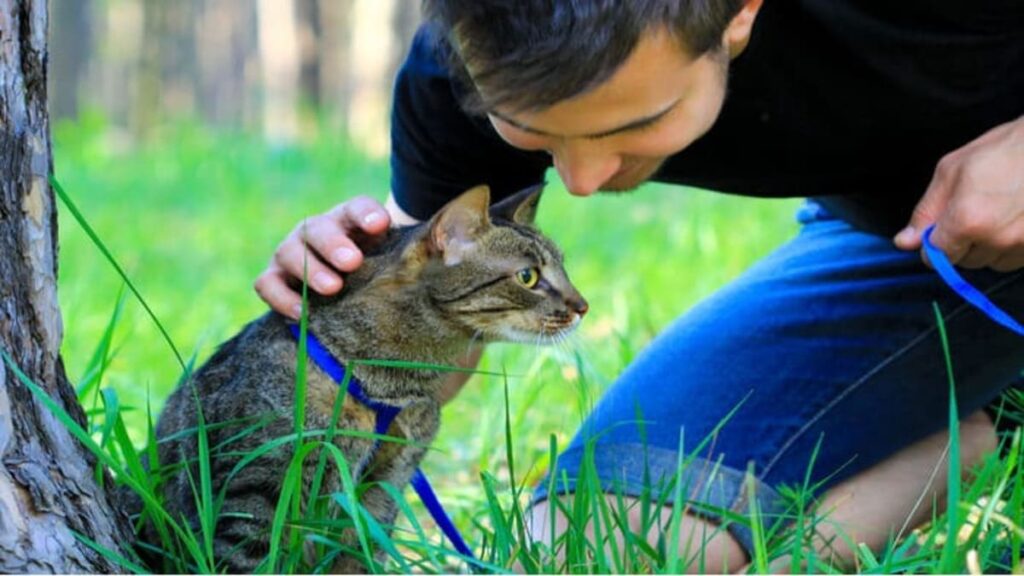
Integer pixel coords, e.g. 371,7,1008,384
553,143,621,196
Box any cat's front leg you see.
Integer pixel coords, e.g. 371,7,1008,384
332,400,440,572
371,399,440,522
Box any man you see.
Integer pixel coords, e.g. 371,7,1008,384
255,0,1023,570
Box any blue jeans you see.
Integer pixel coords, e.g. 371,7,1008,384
534,202,1024,555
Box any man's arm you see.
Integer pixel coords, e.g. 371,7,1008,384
383,192,420,227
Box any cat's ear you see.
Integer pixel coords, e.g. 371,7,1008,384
490,182,544,226
428,184,492,265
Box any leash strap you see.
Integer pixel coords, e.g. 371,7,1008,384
411,470,476,559
287,324,476,562
922,224,1024,335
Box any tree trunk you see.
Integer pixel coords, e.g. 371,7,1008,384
318,0,354,133
195,0,259,129
257,0,301,144
0,0,134,572
158,0,199,122
135,0,165,137
296,0,322,113
48,0,92,121
388,0,419,89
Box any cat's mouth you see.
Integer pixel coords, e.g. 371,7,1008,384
541,314,582,336
492,314,581,344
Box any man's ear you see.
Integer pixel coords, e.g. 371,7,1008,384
724,0,763,59
490,183,544,226
428,184,492,265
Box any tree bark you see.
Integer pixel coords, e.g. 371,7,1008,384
0,0,134,572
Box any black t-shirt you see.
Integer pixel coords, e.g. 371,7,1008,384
391,0,1024,236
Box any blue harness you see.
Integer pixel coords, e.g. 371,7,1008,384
287,324,476,562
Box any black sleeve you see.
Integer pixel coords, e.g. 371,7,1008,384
389,25,551,221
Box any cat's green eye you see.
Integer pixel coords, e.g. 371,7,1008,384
515,267,540,289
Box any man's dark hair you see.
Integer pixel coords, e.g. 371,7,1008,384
422,0,745,114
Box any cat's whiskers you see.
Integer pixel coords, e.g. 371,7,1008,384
555,331,573,360
466,329,484,359
562,331,600,387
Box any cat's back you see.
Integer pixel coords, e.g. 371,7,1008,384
156,312,297,444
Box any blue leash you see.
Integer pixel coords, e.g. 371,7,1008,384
922,224,1024,335
287,324,477,562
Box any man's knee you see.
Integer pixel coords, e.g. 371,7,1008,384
527,494,747,573
961,409,998,471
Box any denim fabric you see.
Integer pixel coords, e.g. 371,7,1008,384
534,202,1024,556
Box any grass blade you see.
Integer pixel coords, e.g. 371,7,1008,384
71,530,149,574
51,175,186,371
76,285,126,403
934,303,962,573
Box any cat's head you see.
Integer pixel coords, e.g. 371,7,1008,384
406,184,588,344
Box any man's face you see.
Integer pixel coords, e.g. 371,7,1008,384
485,28,730,196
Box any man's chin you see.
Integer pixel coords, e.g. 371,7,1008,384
598,173,648,193
598,184,641,194
598,169,659,193
598,160,666,193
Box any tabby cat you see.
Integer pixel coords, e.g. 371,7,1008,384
137,184,587,572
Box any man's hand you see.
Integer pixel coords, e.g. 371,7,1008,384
255,196,391,319
894,116,1024,271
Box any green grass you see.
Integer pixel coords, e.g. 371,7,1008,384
45,116,1024,573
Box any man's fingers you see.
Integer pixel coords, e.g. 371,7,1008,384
956,245,998,270
297,215,366,272
925,222,972,266
991,252,1024,272
895,155,958,250
254,267,305,320
275,233,349,294
332,195,391,236
254,196,391,312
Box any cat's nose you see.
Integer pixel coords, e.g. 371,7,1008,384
568,296,589,317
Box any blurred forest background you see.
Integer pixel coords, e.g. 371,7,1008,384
50,0,419,154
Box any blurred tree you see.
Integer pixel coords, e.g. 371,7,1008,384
195,0,259,128
137,0,200,136
159,0,199,122
389,0,420,91
136,0,164,135
0,0,134,571
49,0,92,119
296,0,322,112
85,0,143,132
257,0,300,144
318,0,355,133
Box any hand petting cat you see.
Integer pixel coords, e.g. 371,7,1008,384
255,195,393,319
